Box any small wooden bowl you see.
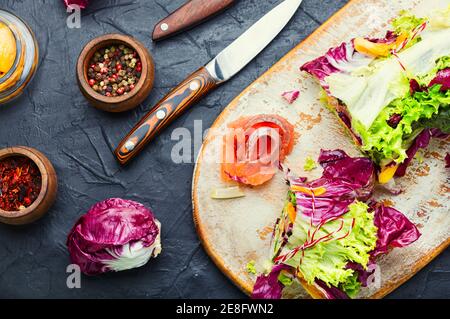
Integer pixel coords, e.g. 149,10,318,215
77,34,155,113
0,146,58,225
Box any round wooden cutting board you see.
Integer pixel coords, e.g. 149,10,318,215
192,0,450,298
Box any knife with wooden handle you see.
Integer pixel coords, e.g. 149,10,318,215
115,67,218,164
152,0,235,41
115,0,303,165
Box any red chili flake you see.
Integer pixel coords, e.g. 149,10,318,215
0,156,42,211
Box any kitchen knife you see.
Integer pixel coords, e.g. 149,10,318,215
152,0,236,41
115,0,303,165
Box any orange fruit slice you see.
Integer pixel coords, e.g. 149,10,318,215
0,22,17,78
354,33,407,57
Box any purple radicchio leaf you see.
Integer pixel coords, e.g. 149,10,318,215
429,68,450,91
346,261,377,287
409,79,425,94
314,280,350,299
281,90,300,104
446,153,450,168
300,41,373,91
309,203,419,299
63,0,89,8
67,198,160,275
369,203,421,258
396,129,448,177
290,149,375,224
251,264,292,299
387,114,403,128
300,42,346,82
410,68,450,94
366,30,398,44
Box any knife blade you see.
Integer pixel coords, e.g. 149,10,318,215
152,0,236,41
115,0,303,165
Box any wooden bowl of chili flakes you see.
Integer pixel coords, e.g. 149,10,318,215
0,146,57,225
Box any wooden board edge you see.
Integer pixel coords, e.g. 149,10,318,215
370,238,450,299
192,0,449,298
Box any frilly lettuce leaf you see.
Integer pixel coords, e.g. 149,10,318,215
392,10,426,34
417,56,450,86
353,60,450,164
252,151,420,299
303,156,317,171
282,201,378,294
422,108,450,133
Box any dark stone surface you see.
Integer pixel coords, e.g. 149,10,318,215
0,0,447,299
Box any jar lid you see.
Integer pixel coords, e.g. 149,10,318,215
0,21,17,77
0,9,38,105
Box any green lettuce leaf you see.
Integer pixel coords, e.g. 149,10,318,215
417,56,450,86
304,156,317,171
392,10,426,35
281,201,378,295
391,10,427,49
342,271,361,298
246,260,257,275
278,270,294,287
353,63,450,165
421,107,450,133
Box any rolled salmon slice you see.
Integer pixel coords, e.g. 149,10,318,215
221,114,295,186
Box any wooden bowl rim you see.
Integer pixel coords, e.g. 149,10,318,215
0,146,54,219
76,33,153,105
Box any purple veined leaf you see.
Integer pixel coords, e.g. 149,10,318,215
300,41,373,90
429,68,450,91
370,203,421,257
346,260,376,287
387,113,403,128
281,90,300,104
409,78,425,94
254,151,420,299
318,149,375,190
396,129,448,177
366,30,398,44
251,264,292,299
63,0,90,9
67,198,162,275
410,68,450,94
315,279,349,299
300,43,345,83
291,149,375,224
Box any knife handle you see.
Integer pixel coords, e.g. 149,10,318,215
114,67,218,165
153,0,235,41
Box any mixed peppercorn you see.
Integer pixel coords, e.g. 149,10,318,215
87,44,142,97
0,156,42,211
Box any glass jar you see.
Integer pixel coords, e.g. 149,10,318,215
0,9,39,105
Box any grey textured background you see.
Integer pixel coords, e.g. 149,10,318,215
0,0,448,299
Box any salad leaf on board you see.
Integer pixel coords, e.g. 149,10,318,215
301,8,449,180
252,150,420,299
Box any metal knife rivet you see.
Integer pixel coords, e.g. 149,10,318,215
190,81,200,91
161,23,169,31
156,110,166,120
124,141,135,152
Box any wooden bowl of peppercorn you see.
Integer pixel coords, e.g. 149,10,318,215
77,34,155,113
0,146,58,225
